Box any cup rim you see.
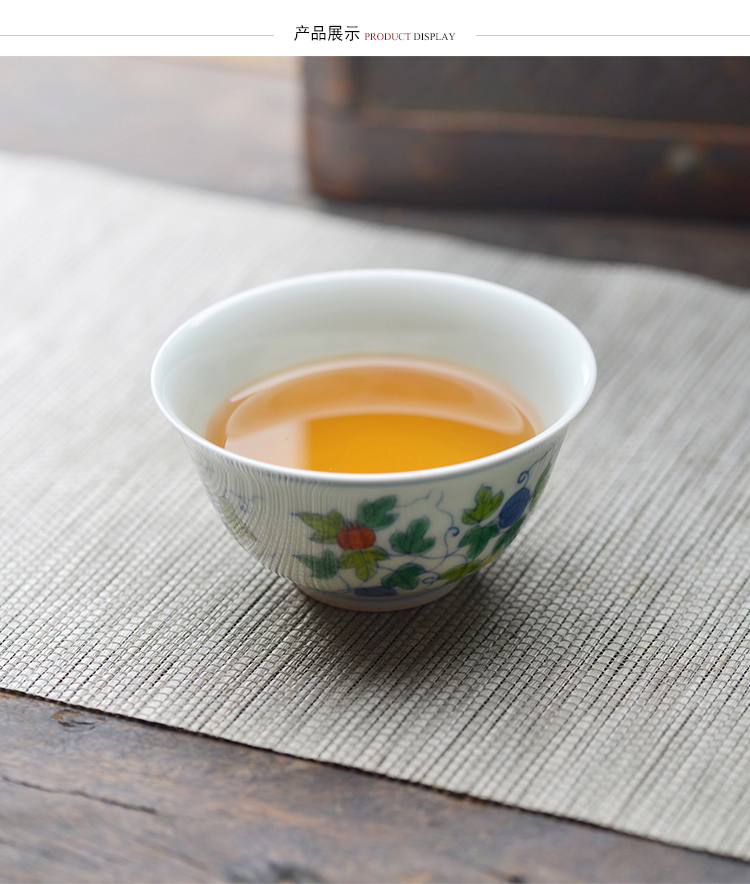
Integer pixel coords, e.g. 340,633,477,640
151,268,597,485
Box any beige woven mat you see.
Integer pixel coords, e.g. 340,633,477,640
2,152,750,860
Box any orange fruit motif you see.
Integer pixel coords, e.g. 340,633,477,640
337,522,376,550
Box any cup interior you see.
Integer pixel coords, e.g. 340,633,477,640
152,270,596,471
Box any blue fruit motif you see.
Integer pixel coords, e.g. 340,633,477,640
497,488,532,528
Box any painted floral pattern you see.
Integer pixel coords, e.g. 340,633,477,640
294,448,556,598
296,496,426,596
187,432,559,602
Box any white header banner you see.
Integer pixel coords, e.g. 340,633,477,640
0,0,748,55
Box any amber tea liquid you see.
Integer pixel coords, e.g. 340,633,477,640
205,355,541,473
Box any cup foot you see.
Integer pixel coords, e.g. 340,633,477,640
295,582,459,611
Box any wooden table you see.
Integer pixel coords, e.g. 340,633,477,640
2,56,750,883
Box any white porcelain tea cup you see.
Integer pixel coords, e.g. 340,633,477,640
152,269,596,611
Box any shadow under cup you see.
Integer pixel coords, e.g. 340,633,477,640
152,269,596,611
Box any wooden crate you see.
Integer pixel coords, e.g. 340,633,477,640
304,57,750,217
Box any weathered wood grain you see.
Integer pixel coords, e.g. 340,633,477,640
304,58,750,217
3,690,750,884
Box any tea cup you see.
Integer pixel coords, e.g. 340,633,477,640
151,269,596,611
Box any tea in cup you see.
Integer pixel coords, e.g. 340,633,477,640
205,353,543,473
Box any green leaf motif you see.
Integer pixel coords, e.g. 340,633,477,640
381,563,425,591
297,550,339,579
219,498,256,542
492,516,527,554
339,546,389,580
440,560,483,583
389,518,435,555
461,486,504,525
357,496,398,530
297,510,344,544
458,522,500,559
530,465,551,510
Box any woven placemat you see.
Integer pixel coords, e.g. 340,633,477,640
2,152,750,860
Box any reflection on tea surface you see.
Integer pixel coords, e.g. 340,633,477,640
205,355,541,473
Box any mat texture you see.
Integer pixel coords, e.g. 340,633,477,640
2,152,750,860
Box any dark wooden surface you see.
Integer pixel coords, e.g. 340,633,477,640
2,56,750,883
305,57,750,217
4,688,750,884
